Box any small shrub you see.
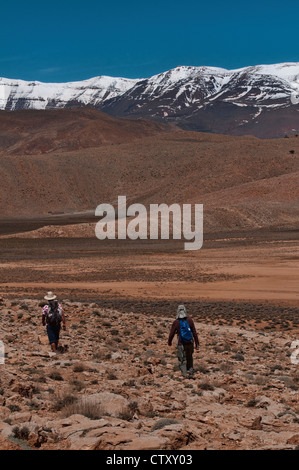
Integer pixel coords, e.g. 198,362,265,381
277,375,297,389
196,363,209,374
28,400,39,411
49,371,64,381
220,362,234,373
231,353,245,361
198,382,214,391
151,418,179,431
52,393,78,412
92,310,101,317
246,399,258,408
254,375,268,386
73,363,85,373
8,405,21,413
93,351,104,361
124,379,136,387
20,303,29,311
12,426,30,440
37,376,47,384
62,399,104,420
118,407,134,421
270,364,283,373
70,380,84,392
107,372,118,380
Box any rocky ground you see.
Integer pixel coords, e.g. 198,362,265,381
0,297,298,450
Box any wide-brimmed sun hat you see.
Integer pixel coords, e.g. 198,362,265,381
176,304,187,319
44,291,57,301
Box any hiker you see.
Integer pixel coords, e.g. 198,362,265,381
168,305,199,378
42,292,66,353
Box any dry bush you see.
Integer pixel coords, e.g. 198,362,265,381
151,418,180,431
12,425,30,440
197,382,215,391
73,363,86,373
253,375,268,386
62,398,105,420
220,362,234,373
49,370,64,381
52,391,79,412
196,363,210,374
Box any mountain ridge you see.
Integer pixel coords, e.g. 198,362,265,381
1,62,299,137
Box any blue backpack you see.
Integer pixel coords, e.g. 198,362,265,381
179,318,193,343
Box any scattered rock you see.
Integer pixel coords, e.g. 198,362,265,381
0,299,298,450
251,416,263,430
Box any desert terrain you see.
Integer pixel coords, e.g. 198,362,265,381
0,288,298,451
0,109,298,450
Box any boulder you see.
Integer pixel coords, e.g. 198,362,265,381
87,392,129,418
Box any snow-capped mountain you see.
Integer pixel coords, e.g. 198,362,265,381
0,75,138,111
1,63,299,137
101,63,299,137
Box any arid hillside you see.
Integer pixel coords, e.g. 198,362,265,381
0,107,176,156
0,109,298,232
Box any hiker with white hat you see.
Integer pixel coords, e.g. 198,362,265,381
168,305,199,378
42,292,66,353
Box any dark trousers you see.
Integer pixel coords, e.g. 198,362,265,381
177,341,194,376
46,324,61,345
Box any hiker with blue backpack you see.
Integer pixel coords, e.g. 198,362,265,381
168,305,199,379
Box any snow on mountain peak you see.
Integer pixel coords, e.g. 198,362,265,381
1,62,299,112
0,75,138,110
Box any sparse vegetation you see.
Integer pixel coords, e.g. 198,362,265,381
62,399,104,420
197,382,215,391
73,363,85,373
7,405,21,413
52,393,79,412
0,296,298,450
12,426,30,441
49,371,64,381
151,418,180,431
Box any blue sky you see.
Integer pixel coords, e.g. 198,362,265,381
1,0,299,82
